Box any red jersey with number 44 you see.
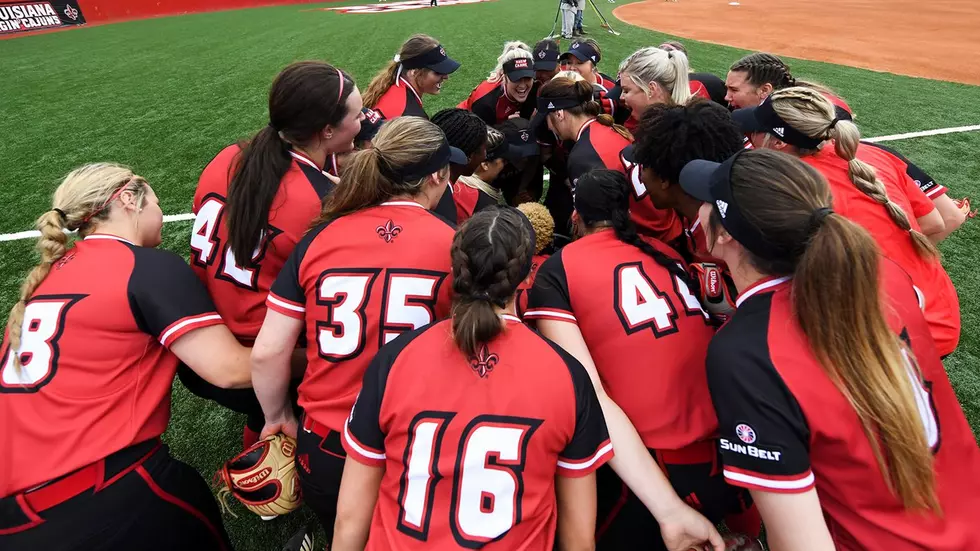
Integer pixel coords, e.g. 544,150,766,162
707,263,980,550
0,235,223,496
191,145,335,342
802,145,960,356
343,317,613,550
525,230,716,450
267,201,454,432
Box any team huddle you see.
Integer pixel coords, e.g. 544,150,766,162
1,30,978,551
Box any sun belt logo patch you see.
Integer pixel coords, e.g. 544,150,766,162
773,127,786,137
735,423,757,444
716,200,729,218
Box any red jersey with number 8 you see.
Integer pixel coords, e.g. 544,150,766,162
267,201,454,432
191,145,335,342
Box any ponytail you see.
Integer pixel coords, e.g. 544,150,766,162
451,207,532,357
618,46,691,107
363,61,400,108
609,203,693,290
595,114,633,141
666,50,692,105
795,213,938,511
562,79,633,141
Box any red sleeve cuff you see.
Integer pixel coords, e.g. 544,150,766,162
557,440,614,478
159,312,223,347
342,420,386,467
924,184,947,199
523,308,577,323
722,465,815,494
266,293,305,319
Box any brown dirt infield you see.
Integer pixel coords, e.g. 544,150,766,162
613,0,980,86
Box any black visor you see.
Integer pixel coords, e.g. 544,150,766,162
387,138,467,181
528,94,586,135
731,97,824,150
401,44,461,75
560,40,601,65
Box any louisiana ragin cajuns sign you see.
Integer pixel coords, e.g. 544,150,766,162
0,0,85,34
324,0,494,15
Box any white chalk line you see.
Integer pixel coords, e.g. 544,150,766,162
1,124,977,244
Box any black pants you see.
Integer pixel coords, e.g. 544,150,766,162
0,442,232,551
430,0,437,5
178,364,301,433
595,453,754,550
295,414,348,543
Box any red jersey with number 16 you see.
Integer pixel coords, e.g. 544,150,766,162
191,145,335,342
1,235,223,496
267,201,454,432
343,317,613,550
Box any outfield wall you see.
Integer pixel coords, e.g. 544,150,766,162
77,0,325,24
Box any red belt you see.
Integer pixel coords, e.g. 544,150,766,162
20,439,161,514
654,440,719,470
302,414,332,438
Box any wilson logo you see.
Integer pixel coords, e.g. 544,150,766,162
238,467,273,488
706,268,720,297
281,440,295,457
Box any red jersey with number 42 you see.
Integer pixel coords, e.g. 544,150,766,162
191,145,335,342
267,201,454,432
0,235,223,496
525,230,717,450
343,317,613,550
707,264,980,550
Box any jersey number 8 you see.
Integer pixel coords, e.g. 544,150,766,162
1,296,83,393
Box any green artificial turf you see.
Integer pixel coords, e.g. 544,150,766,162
0,0,978,549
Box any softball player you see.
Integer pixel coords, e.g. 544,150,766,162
185,61,364,448
458,41,537,125
431,108,490,224
532,39,561,87
657,41,727,105
683,148,980,550
363,34,460,120
613,47,693,134
559,39,618,115
733,88,960,356
250,116,465,541
526,170,757,550
333,207,613,551
1,164,250,550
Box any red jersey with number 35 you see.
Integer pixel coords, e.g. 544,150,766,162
343,317,613,550
0,235,223,496
525,230,717,450
191,145,335,342
267,201,454,432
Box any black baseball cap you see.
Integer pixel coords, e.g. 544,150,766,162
355,108,385,144
401,44,460,75
528,87,587,135
560,40,601,65
605,79,622,102
492,118,540,162
679,150,786,260
533,44,560,71
503,57,535,82
731,97,823,149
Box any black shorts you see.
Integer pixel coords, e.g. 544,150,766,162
595,444,753,551
178,364,302,432
295,412,347,542
0,440,232,551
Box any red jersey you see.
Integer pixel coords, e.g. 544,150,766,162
452,180,498,225
525,230,717,450
343,317,613,550
372,77,428,120
191,145,335,342
458,80,535,125
515,253,549,319
267,201,454,431
618,146,684,244
802,145,959,355
0,235,223,496
593,72,618,118
707,263,980,550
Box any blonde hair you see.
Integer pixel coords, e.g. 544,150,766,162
553,70,585,82
488,41,533,83
618,46,692,105
517,202,554,254
315,117,450,223
363,34,441,107
6,163,148,372
768,87,937,259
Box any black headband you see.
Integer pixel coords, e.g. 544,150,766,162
378,138,464,182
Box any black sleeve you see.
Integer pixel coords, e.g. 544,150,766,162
343,324,428,466
431,185,458,226
471,95,498,126
866,142,943,198
566,142,603,192
690,72,727,106
298,163,336,200
127,247,222,347
525,251,574,322
474,190,499,213
267,222,327,317
706,309,814,494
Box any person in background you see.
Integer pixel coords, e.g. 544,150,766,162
186,61,363,448
533,39,562,87
1,163,250,550
363,34,460,119
574,0,586,36
459,41,537,125
560,0,576,39
432,108,491,224
515,201,554,318
332,207,614,551
683,148,980,550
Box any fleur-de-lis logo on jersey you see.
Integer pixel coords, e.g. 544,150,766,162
64,3,78,20
376,219,402,243
469,344,499,378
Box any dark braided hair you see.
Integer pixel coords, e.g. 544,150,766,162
431,108,490,157
729,52,796,89
633,100,745,186
575,170,693,290
450,206,533,357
